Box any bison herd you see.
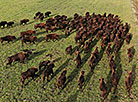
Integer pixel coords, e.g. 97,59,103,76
0,11,135,101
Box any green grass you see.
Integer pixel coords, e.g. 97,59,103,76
0,0,138,102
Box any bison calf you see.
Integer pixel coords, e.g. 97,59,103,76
0,35,16,44
56,69,67,89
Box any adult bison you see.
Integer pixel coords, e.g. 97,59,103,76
7,49,32,65
45,33,59,41
0,35,16,44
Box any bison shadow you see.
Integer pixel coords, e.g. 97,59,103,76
66,90,79,102
131,64,136,87
27,49,47,62
83,47,106,89
129,46,135,62
81,38,99,67
53,58,71,78
37,37,45,43
108,52,122,101
35,31,46,36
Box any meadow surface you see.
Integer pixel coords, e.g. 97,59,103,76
0,0,138,102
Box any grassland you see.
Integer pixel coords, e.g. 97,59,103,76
0,0,138,102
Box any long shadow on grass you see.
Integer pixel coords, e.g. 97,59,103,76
83,47,106,89
81,39,99,67
37,37,45,43
35,31,46,36
109,52,122,102
27,49,47,62
53,58,71,77
61,39,98,93
131,64,136,87
129,46,135,62
66,90,79,102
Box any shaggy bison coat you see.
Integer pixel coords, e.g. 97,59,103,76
39,60,50,70
21,67,38,87
20,19,29,25
65,45,72,55
21,36,37,46
45,33,59,41
56,69,67,89
7,50,32,65
99,78,108,102
0,35,16,44
78,71,85,89
42,62,55,82
125,71,133,96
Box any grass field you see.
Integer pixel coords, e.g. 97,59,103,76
0,0,138,102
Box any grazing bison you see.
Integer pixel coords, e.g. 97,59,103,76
45,33,59,41
78,71,85,89
106,43,111,56
56,69,67,89
20,30,36,38
34,11,41,19
34,23,46,30
125,71,133,97
45,11,51,17
0,21,7,28
127,48,134,62
21,67,38,87
7,50,32,65
99,78,108,102
111,69,117,91
39,60,50,70
7,21,14,27
21,36,37,46
20,19,29,25
125,33,132,44
0,35,16,44
42,62,55,82
65,45,72,55
65,27,70,36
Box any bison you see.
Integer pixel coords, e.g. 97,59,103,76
20,19,29,25
56,69,67,89
7,50,32,65
99,78,108,102
21,36,37,46
21,67,38,87
39,60,50,70
0,21,7,28
7,21,14,27
78,71,85,89
42,62,55,82
65,45,72,55
125,71,133,97
0,35,16,44
75,50,82,68
45,33,59,41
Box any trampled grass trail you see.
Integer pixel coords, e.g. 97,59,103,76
0,0,138,102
